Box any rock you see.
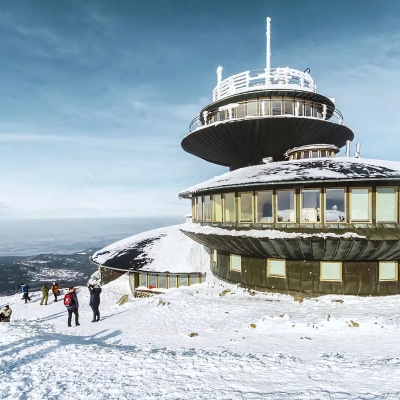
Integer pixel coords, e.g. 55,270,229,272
188,332,198,337
250,323,256,329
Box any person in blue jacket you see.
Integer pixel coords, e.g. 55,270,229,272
88,283,102,322
20,283,31,303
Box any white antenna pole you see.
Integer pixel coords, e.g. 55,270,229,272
266,17,271,84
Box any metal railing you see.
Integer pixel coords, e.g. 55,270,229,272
213,68,316,101
189,98,344,133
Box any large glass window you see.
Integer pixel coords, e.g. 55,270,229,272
284,101,293,115
139,274,147,287
272,100,281,115
204,195,211,222
261,100,270,116
230,254,241,272
237,103,246,119
192,198,196,221
297,100,304,116
149,274,156,288
158,275,167,289
320,262,342,282
377,187,397,222
350,188,370,221
301,189,320,222
305,102,312,116
256,191,273,223
247,101,258,116
267,259,286,278
277,190,295,222
379,261,398,281
179,275,189,287
239,192,253,222
169,276,177,288
212,194,222,222
325,189,346,222
224,193,236,222
197,196,203,222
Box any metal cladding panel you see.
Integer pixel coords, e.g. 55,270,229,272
180,229,400,261
182,118,354,168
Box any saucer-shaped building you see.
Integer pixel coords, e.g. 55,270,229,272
178,18,400,296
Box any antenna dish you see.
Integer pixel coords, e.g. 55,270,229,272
304,68,311,74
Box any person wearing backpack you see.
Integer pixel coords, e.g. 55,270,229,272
64,287,80,327
88,283,102,322
40,283,49,305
51,282,60,302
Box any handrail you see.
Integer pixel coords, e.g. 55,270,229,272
189,99,344,133
213,67,317,101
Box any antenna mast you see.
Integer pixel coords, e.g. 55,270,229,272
266,17,271,84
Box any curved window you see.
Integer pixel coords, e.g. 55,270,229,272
301,189,320,222
197,196,203,222
239,192,253,222
212,194,222,222
350,188,370,222
204,195,211,222
325,189,346,222
277,190,295,222
377,187,397,222
256,191,273,223
224,193,236,222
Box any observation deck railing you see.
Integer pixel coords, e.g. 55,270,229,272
189,98,344,133
213,68,316,102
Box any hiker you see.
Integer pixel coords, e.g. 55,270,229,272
40,283,49,305
0,305,12,322
20,283,31,303
65,287,80,327
88,283,102,322
51,282,60,302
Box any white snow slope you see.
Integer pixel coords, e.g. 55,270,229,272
2,227,400,399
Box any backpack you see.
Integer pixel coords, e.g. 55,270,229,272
64,293,73,307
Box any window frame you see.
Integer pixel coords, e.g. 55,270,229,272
212,193,223,222
267,259,286,278
320,261,342,282
238,191,254,223
276,189,296,223
300,189,321,223
376,186,398,223
255,190,274,223
230,254,242,272
325,188,346,223
350,187,371,222
223,192,236,222
379,261,398,282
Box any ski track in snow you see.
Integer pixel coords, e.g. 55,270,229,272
2,278,400,399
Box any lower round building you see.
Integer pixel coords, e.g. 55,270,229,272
178,156,400,296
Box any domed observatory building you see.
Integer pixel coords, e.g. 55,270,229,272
179,18,400,296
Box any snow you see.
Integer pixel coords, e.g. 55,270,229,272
179,157,400,198
1,226,400,399
180,221,366,239
2,276,400,398
91,223,209,273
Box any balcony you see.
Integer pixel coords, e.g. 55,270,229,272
213,67,317,102
189,97,344,133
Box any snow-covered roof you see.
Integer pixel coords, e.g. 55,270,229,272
179,157,400,198
90,224,209,274
181,222,365,240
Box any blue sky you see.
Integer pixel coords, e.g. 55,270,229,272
0,0,399,219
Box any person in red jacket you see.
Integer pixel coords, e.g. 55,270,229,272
65,287,80,327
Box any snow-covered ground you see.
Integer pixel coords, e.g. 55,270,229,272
1,274,400,399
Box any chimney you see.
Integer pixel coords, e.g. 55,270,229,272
345,140,351,157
